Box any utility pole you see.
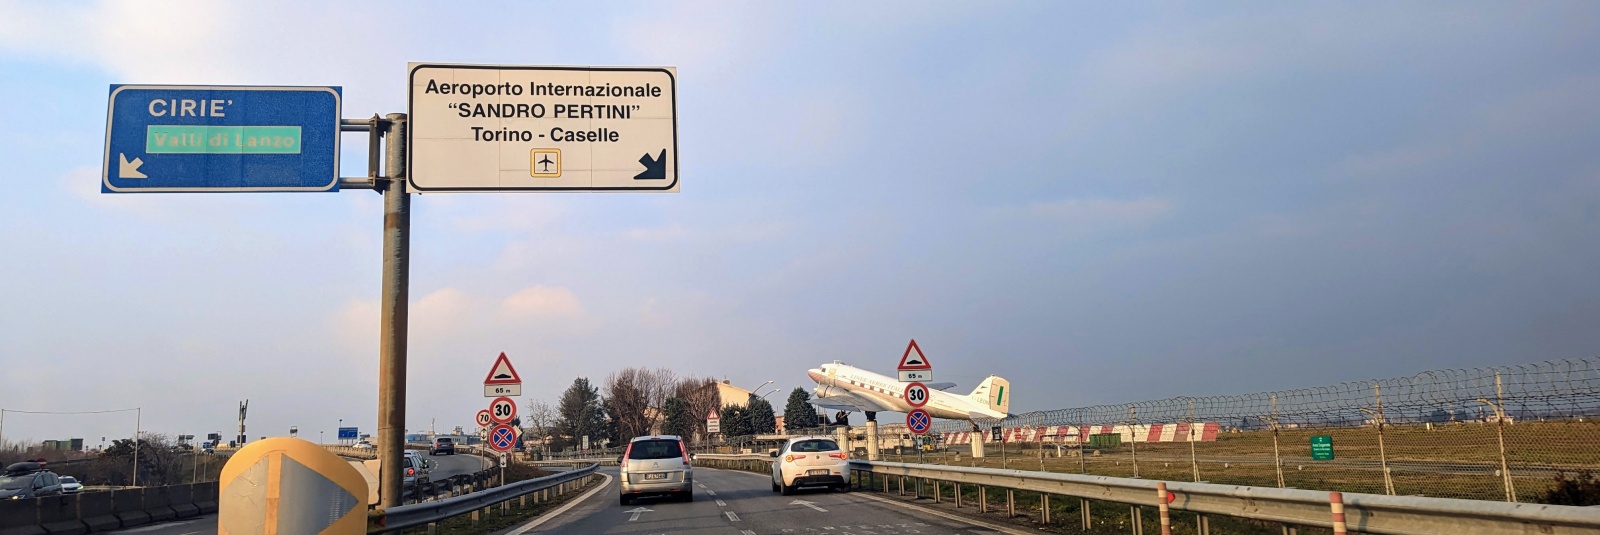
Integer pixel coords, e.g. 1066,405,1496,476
375,113,411,510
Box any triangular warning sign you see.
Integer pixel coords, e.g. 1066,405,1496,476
484,352,522,385
898,339,932,370
707,408,720,420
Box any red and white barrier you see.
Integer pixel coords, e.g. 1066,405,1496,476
935,423,1220,444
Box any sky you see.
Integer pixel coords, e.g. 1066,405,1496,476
1,1,1598,444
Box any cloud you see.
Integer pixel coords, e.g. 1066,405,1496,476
500,285,587,321
0,1,240,80
333,298,379,352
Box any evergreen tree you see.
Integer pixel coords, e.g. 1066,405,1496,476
782,387,819,430
747,395,778,434
661,397,695,438
555,377,606,451
719,404,752,437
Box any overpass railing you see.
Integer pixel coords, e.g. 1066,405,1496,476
693,454,1600,535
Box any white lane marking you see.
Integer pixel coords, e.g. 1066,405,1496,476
706,489,716,496
741,531,756,535
707,467,1035,535
790,499,828,512
506,473,614,535
716,499,727,507
725,511,741,522
625,506,653,521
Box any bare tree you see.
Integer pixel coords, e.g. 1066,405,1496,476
675,376,721,444
523,399,557,449
604,367,678,440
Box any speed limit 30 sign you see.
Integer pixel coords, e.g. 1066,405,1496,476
903,382,930,408
490,396,517,425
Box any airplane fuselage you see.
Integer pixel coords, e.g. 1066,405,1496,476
808,363,1006,422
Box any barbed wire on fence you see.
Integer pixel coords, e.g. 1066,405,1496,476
930,357,1600,433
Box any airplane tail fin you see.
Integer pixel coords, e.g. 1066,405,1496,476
969,376,1011,415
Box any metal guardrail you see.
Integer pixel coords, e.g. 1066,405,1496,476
693,454,1600,535
370,462,600,533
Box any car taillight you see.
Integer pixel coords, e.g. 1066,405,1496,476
406,468,414,476
683,447,691,465
829,452,848,460
622,443,634,462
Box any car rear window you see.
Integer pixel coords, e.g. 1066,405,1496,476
790,439,840,453
0,476,27,490
628,439,683,460
437,438,451,443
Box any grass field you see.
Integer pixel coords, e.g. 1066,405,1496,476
879,420,1600,502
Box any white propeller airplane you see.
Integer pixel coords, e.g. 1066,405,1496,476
806,361,1010,426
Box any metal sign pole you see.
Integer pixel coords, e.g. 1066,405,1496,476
132,408,141,487
376,113,410,510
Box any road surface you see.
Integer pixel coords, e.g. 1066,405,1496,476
109,465,1026,535
512,466,1026,535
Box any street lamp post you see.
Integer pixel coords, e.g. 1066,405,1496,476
751,380,775,398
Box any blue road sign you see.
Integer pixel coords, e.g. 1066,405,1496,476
337,427,358,440
490,425,517,452
907,409,932,435
102,85,341,192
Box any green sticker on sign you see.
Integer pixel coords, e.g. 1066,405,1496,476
146,125,303,154
1311,435,1334,460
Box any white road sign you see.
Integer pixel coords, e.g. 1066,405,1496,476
407,63,678,192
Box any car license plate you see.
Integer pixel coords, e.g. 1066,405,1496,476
808,469,829,476
644,473,668,480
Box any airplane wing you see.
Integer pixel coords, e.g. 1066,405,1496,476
925,382,957,391
809,392,899,413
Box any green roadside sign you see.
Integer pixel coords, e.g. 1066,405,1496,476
1311,435,1334,460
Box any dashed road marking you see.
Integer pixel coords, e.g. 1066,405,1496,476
716,499,727,506
741,531,756,535
726,511,741,522
707,489,716,496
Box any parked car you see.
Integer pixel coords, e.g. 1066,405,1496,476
0,462,64,499
770,436,850,495
353,440,375,450
59,476,82,494
619,435,692,505
430,437,455,456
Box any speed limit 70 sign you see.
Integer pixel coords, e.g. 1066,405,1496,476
903,382,930,408
476,409,493,428
490,397,517,425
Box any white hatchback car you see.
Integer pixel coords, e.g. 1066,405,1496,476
770,436,850,495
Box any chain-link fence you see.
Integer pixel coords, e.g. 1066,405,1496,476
843,357,1600,503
